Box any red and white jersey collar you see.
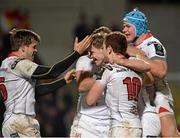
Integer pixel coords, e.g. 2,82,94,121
134,33,152,46
7,53,19,57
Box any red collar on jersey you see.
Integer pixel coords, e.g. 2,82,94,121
134,32,152,46
7,53,18,57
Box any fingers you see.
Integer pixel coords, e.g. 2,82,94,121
74,35,92,54
74,37,78,45
80,36,92,48
64,69,76,84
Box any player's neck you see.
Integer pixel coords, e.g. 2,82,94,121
9,51,23,58
134,32,152,46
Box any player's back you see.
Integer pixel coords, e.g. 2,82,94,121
103,64,142,128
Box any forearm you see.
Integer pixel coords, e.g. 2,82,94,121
78,77,96,92
143,72,154,86
32,51,80,79
120,58,150,73
86,82,104,106
35,78,67,97
142,58,167,79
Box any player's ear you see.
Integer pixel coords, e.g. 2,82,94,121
107,45,112,55
20,45,26,52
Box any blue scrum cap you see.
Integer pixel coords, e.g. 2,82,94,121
123,8,148,37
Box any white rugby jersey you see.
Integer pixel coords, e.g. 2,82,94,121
97,63,142,128
0,54,38,119
137,35,172,112
76,55,109,119
137,36,167,60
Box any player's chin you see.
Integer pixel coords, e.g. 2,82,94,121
96,61,101,66
31,56,35,61
126,36,134,43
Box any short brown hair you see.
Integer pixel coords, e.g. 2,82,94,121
104,32,127,55
10,28,41,51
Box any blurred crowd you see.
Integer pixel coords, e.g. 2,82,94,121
73,11,121,42
35,86,77,136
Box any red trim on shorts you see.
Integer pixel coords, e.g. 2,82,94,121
159,106,170,113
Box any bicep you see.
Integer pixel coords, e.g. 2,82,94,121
76,70,94,92
149,59,167,79
86,81,105,106
78,77,96,92
31,65,52,79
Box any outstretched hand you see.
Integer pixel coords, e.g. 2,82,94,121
74,36,92,55
64,69,76,84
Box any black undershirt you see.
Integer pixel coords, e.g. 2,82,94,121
32,51,80,79
33,51,80,96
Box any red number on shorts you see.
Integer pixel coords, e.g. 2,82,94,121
0,77,7,101
123,77,141,101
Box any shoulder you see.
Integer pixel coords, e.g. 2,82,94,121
76,55,94,71
95,64,119,80
11,58,26,69
78,55,91,60
77,55,92,64
142,37,166,57
12,58,38,74
12,58,37,69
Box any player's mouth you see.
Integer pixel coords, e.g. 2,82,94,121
93,59,99,65
124,33,130,37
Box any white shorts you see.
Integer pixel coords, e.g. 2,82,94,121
70,113,109,138
141,111,161,137
155,90,174,117
2,113,40,137
109,126,142,137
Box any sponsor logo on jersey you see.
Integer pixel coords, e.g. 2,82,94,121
147,41,157,46
147,41,165,56
11,58,24,69
154,43,165,56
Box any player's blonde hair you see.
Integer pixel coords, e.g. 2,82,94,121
92,26,112,36
91,26,112,49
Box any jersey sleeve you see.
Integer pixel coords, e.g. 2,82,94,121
76,55,93,72
147,42,167,60
12,59,38,78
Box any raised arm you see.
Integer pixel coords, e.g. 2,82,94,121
32,36,92,79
